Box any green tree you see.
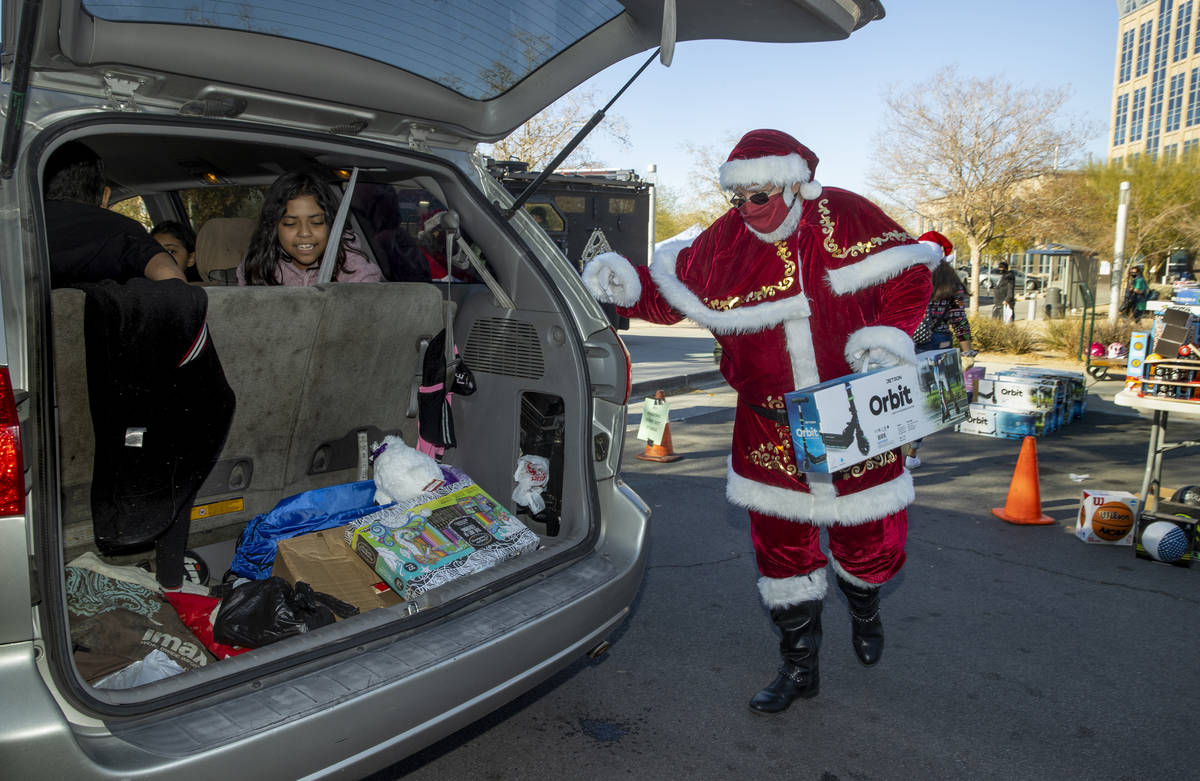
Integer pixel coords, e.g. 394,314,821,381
1024,154,1200,279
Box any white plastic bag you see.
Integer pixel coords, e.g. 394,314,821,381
512,454,550,514
1003,303,1014,324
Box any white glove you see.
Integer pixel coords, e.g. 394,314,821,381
850,346,902,374
581,252,641,307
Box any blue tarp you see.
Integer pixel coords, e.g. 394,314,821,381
229,481,388,580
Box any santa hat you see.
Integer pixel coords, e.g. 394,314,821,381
718,129,823,201
917,230,955,268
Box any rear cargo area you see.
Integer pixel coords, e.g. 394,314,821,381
38,127,598,698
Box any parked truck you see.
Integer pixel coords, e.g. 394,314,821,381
488,160,655,329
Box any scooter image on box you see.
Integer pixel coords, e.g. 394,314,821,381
819,381,870,456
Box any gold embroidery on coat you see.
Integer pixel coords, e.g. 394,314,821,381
834,451,898,480
704,242,797,310
747,418,798,477
817,199,910,259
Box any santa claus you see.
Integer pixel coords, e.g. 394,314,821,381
582,129,936,714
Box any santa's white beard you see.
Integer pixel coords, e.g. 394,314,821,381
746,197,804,243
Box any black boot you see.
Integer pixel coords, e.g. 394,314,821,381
837,577,884,666
748,600,821,714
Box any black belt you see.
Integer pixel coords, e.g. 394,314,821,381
744,401,790,425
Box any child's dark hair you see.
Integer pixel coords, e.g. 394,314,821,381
931,261,966,302
242,171,349,285
151,220,196,253
44,141,106,204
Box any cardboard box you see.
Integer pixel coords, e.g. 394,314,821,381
345,476,539,600
272,526,403,614
1126,330,1151,384
1075,490,1139,545
954,403,1051,439
784,348,967,472
973,376,1060,413
1134,507,1198,567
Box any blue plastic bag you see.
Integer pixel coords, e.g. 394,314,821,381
229,481,388,580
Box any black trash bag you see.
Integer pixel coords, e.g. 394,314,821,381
212,577,358,648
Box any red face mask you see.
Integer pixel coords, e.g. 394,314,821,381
739,192,790,233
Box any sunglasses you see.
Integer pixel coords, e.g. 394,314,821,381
730,190,773,208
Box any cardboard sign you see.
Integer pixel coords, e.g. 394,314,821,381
636,396,671,444
784,348,968,473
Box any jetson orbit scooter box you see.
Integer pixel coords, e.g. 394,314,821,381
784,348,968,473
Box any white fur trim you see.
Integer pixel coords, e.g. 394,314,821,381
919,240,947,269
830,559,881,589
581,251,641,307
745,197,805,243
799,179,823,200
844,326,918,371
725,457,915,525
758,568,828,608
826,242,940,295
719,153,811,191
783,319,821,388
649,249,811,334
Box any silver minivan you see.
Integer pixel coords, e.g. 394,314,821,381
0,1,882,777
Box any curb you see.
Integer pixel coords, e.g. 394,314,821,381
630,369,725,398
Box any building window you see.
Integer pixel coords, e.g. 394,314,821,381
1137,20,1154,76
1115,93,1132,146
1190,68,1200,125
1120,29,1136,82
1165,142,1180,159
1176,1,1193,59
1131,87,1148,141
1184,138,1200,155
1168,72,1185,130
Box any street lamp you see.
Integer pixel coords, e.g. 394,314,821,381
1109,181,1130,325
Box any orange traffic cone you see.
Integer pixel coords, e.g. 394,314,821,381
637,390,683,463
991,436,1054,525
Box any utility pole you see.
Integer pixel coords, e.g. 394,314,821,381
1109,181,1130,325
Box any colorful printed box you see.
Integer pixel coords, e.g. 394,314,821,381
1075,489,1139,545
973,376,1060,413
954,403,1052,439
345,477,539,600
784,348,968,472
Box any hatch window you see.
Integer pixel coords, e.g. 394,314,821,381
82,0,625,100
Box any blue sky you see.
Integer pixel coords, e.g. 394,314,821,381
575,0,1119,203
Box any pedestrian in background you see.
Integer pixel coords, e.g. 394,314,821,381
991,260,1016,321
905,231,974,470
1121,266,1150,324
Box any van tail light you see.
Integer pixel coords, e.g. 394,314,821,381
612,326,632,405
0,367,26,516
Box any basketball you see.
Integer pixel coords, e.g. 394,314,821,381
1141,520,1190,563
1091,502,1135,541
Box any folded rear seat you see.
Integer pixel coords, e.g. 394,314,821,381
54,281,449,559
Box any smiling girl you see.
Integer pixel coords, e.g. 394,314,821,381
238,171,382,286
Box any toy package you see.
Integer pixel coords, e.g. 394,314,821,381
345,475,539,600
1075,490,1139,545
784,348,967,472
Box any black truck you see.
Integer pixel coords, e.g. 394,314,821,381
489,160,655,329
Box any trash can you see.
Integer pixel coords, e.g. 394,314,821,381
1044,287,1064,319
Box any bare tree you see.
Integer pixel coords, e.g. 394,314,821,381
870,66,1090,313
682,138,737,220
482,87,630,171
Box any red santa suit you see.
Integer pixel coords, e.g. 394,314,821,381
583,135,935,609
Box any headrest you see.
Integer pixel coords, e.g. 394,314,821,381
195,217,257,283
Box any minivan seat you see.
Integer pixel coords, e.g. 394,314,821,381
195,217,256,284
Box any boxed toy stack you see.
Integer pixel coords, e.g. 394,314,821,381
1135,306,1200,401
955,366,1087,439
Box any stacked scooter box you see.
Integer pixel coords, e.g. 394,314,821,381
955,367,1086,439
